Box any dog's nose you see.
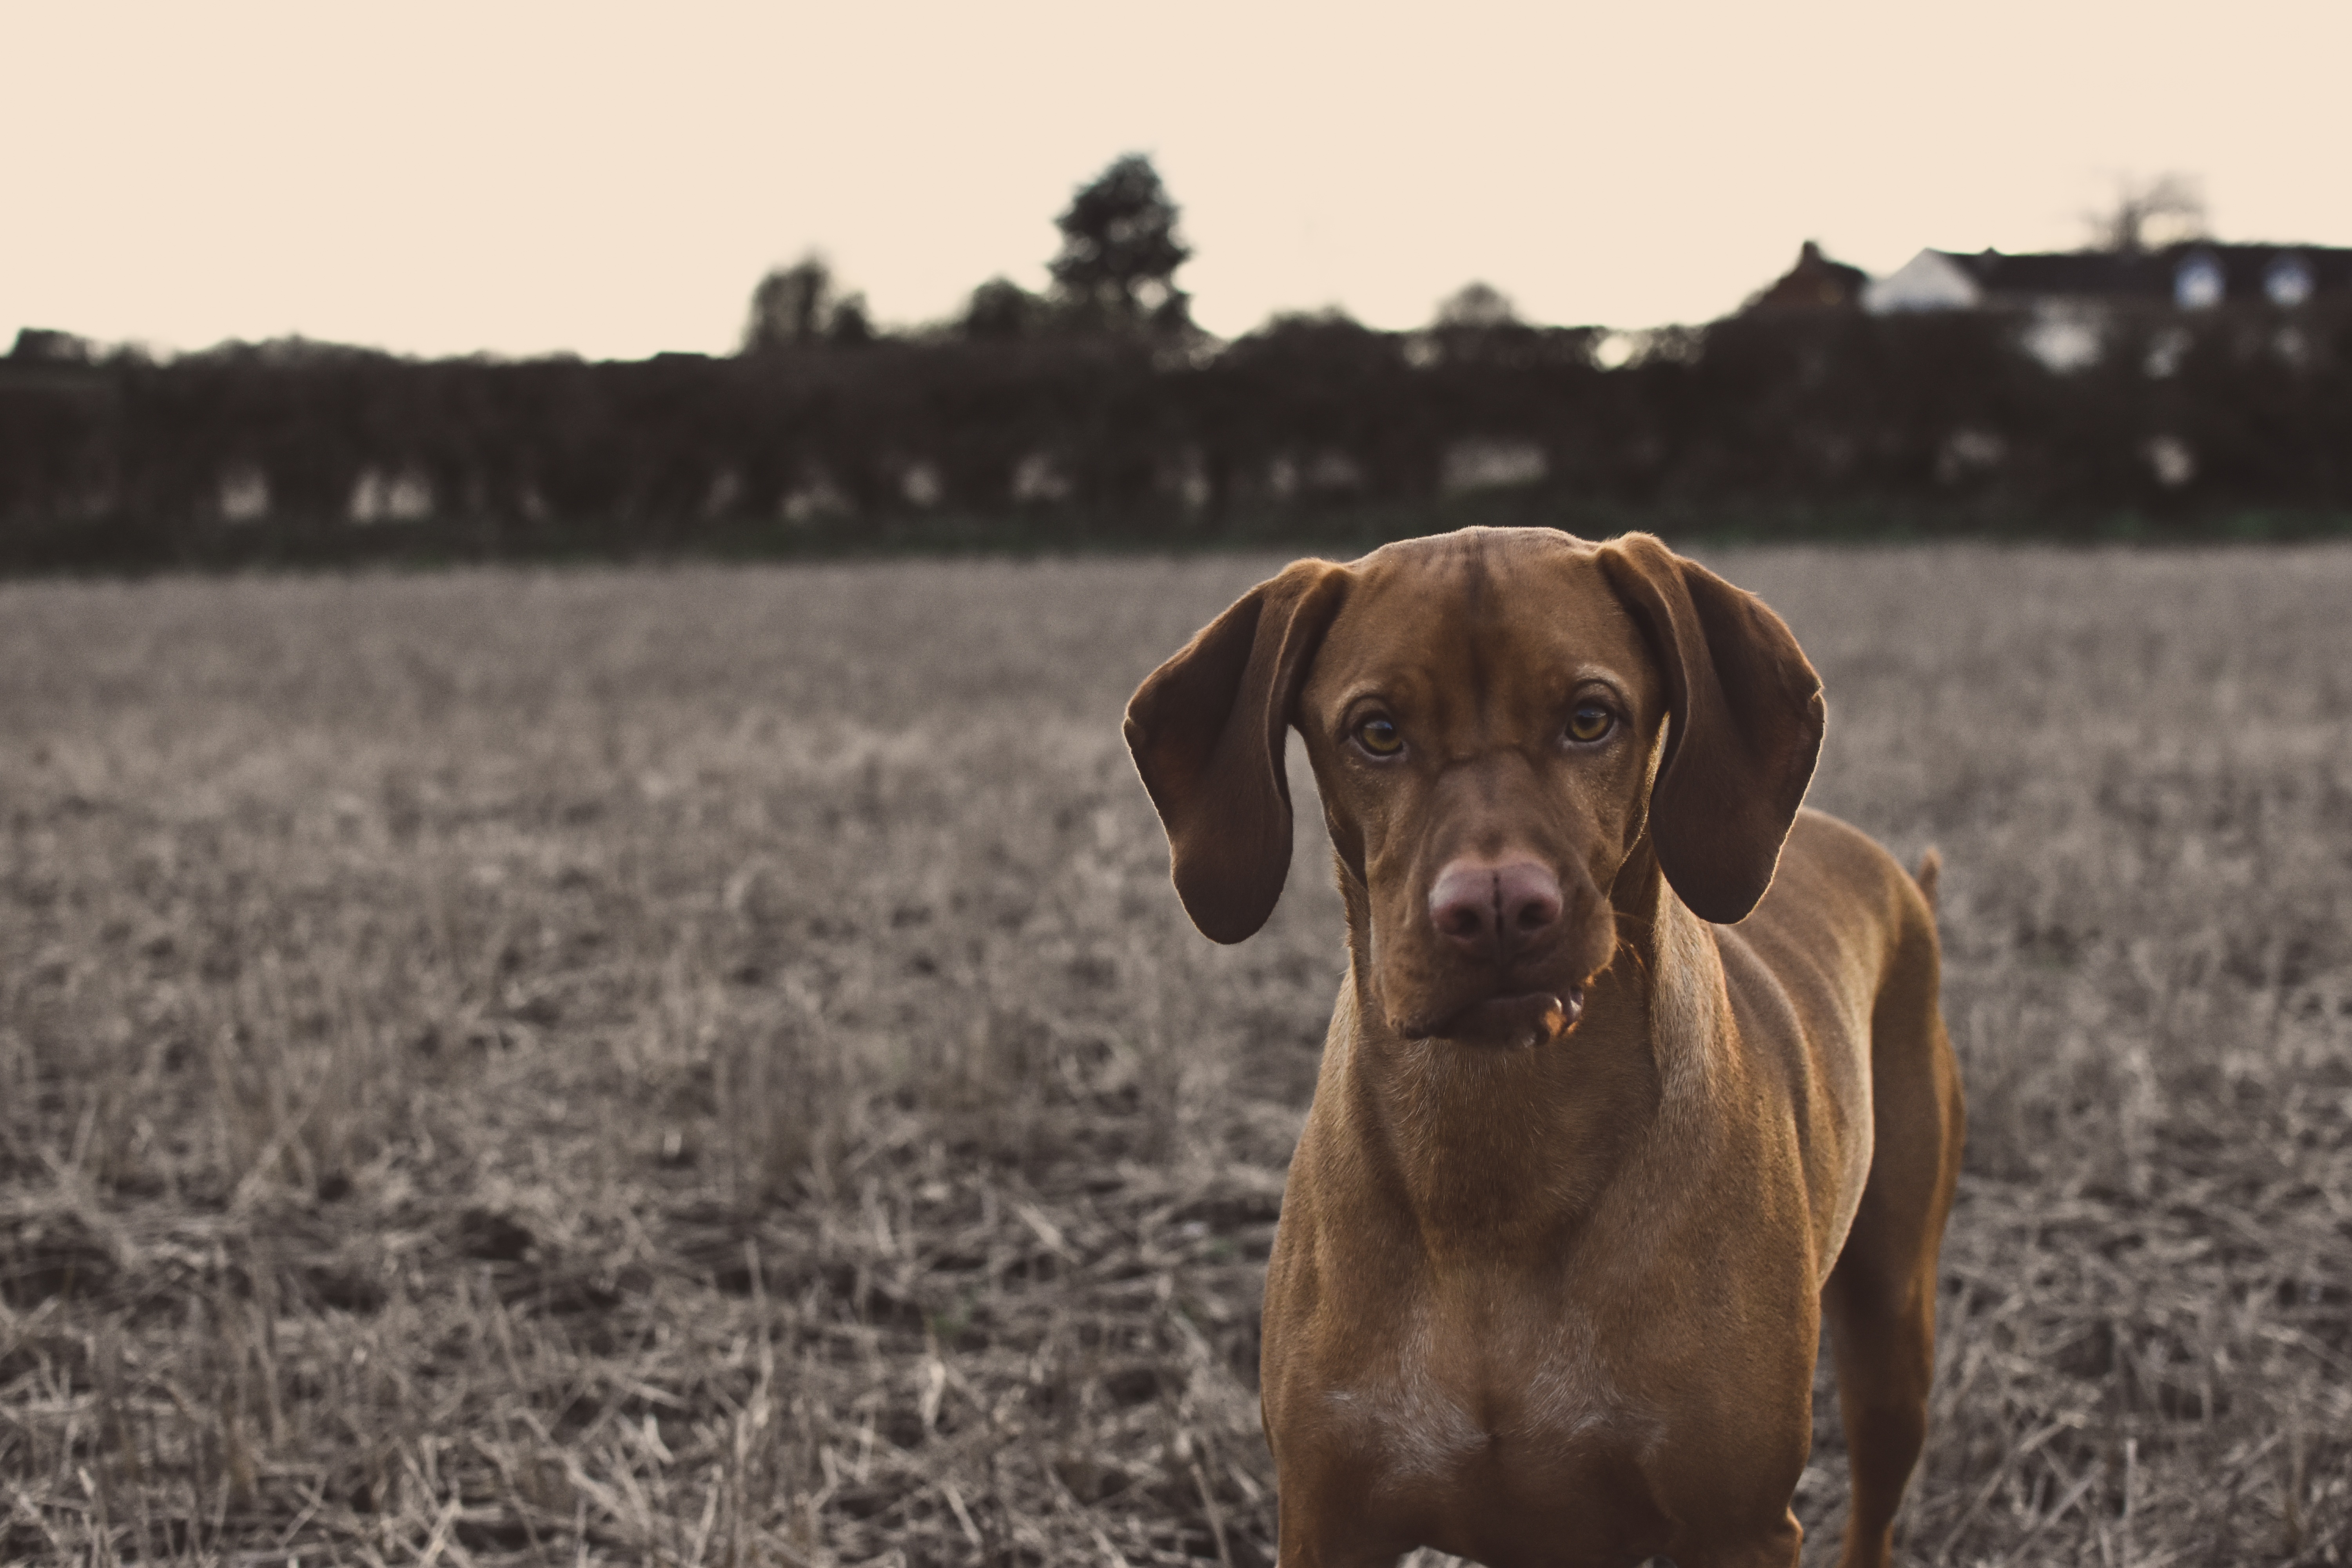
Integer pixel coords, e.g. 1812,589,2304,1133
1428,859,1563,961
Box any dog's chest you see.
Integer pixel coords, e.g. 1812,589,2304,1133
1318,1310,1672,1561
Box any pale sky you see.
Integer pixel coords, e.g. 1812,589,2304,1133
7,0,2348,360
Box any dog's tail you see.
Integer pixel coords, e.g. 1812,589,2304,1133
1912,847,1942,916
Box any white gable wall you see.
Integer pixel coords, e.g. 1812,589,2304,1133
1862,249,1982,313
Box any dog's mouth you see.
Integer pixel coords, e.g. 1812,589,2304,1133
1401,985,1585,1049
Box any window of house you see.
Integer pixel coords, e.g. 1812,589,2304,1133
2175,251,2225,309
2265,252,2314,307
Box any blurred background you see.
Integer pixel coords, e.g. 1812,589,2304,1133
6,0,2351,566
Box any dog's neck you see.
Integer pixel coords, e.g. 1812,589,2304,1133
1330,841,1725,1260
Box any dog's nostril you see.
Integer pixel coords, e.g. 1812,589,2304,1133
1508,893,1561,931
1435,900,1490,941
1494,864,1563,938
1428,867,1501,948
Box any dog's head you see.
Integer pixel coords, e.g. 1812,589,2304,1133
1125,527,1823,1048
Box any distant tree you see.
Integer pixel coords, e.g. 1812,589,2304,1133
1049,154,1194,334
745,255,830,349
1434,281,1520,328
10,327,98,363
2085,173,2208,254
961,276,1047,341
827,291,875,346
744,254,875,352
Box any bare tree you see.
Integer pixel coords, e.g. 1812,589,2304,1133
2085,173,2209,254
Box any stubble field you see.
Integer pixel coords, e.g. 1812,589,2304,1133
2,542,2349,1566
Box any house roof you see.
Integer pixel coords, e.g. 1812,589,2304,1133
1893,241,2352,310
1746,241,1870,311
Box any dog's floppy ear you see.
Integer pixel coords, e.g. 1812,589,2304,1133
1597,532,1824,924
1124,561,1350,944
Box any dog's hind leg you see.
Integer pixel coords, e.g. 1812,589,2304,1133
1822,898,1965,1568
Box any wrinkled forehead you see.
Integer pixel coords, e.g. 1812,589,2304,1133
1308,530,1656,710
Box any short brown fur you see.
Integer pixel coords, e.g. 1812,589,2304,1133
1125,528,1965,1568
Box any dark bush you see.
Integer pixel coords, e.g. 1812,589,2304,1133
3,303,2348,570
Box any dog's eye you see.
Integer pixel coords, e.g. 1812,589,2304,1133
1566,706,1613,743
1356,717,1404,756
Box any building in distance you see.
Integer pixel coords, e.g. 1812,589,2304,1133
1863,242,2352,314
1746,241,1872,311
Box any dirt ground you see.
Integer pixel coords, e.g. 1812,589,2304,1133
3,542,2348,1565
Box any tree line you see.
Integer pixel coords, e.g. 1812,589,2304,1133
742,153,1197,354
4,156,2350,570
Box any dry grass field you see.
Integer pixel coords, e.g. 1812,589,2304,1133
3,542,2348,1567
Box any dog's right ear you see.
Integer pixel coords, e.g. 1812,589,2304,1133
1124,561,1350,944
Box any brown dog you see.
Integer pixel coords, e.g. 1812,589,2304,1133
1125,528,1963,1568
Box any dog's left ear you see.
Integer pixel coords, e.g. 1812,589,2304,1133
1124,560,1350,944
1598,532,1825,924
